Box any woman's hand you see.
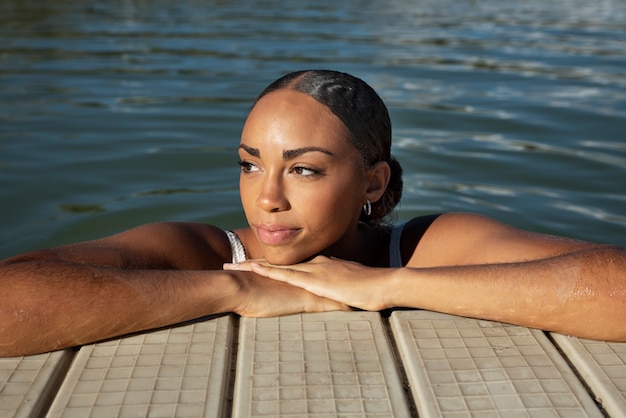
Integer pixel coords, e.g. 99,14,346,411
226,269,351,317
225,256,394,311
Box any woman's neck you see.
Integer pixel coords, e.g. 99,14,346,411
320,223,391,267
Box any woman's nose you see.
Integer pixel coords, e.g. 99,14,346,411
255,174,290,212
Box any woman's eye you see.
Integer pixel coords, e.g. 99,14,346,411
238,161,259,173
292,166,321,177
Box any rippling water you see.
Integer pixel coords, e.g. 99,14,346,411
1,0,624,258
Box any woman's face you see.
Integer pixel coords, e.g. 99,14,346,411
239,89,369,265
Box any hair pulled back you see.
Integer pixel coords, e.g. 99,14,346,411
257,70,403,225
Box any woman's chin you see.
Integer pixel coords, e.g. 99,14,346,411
262,250,311,266
264,256,301,266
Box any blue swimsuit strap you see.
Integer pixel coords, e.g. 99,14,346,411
388,214,442,268
389,222,407,268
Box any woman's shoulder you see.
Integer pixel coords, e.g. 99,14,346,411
3,221,242,270
394,214,442,266
401,212,515,248
402,212,596,267
401,212,526,266
121,221,228,243
401,212,523,266
105,221,239,269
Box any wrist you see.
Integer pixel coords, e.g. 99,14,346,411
383,267,413,309
203,270,246,314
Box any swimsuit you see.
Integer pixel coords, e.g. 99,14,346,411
389,223,406,268
388,213,441,267
225,230,247,263
224,214,440,267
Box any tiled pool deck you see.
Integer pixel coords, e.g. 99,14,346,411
2,311,625,417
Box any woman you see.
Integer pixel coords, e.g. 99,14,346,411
1,70,624,357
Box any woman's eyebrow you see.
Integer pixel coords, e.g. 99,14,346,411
238,144,334,160
238,144,260,157
283,147,334,160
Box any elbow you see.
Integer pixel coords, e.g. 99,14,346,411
554,246,626,342
0,313,72,357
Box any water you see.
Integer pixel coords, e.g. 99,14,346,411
1,0,625,259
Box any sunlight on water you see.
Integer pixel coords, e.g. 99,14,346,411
0,0,624,258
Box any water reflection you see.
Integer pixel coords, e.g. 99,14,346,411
0,0,624,257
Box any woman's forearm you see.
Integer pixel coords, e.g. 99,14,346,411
0,259,239,357
388,246,626,341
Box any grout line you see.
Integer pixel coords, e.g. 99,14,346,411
380,310,419,418
38,348,78,418
222,314,240,418
544,331,610,418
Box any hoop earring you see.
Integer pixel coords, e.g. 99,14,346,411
363,199,372,216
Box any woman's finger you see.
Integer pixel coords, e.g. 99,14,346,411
223,258,268,271
249,263,308,284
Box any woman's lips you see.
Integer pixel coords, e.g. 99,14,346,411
255,224,301,245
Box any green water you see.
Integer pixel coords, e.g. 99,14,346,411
1,0,625,258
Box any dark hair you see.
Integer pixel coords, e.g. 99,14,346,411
257,70,403,225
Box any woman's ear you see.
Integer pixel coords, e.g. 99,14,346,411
365,161,391,203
